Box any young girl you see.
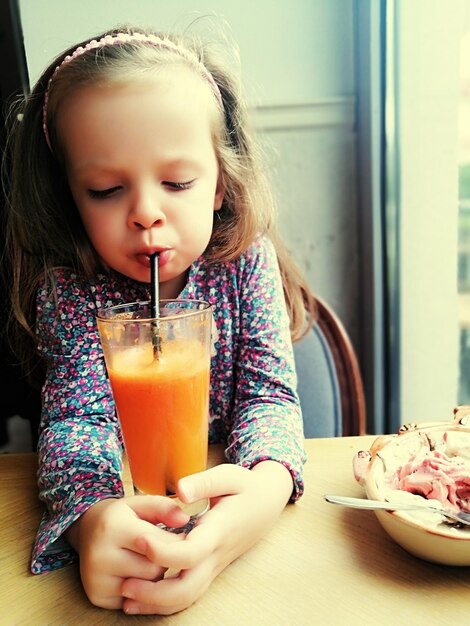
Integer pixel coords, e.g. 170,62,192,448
3,25,315,615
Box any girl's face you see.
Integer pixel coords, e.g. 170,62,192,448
56,68,224,298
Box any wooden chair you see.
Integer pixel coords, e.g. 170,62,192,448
293,296,366,438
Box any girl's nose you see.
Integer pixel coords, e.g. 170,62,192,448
128,186,166,230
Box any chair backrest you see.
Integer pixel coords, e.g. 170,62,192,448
293,296,366,438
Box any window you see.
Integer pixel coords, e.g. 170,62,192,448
458,24,470,404
385,1,461,427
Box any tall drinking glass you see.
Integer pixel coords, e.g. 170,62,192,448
96,299,211,523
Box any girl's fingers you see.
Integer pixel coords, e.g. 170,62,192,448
122,578,185,616
132,519,214,570
116,498,188,556
123,466,250,572
133,467,250,569
111,548,167,581
177,463,250,503
122,563,212,615
126,495,190,527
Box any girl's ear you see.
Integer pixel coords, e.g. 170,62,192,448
213,175,225,211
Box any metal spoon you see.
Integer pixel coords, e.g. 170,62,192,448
324,494,470,526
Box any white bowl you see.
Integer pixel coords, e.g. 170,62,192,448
353,407,470,566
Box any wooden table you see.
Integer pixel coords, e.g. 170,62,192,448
1,436,470,625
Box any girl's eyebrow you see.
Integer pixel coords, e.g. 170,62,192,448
71,158,123,176
73,156,203,176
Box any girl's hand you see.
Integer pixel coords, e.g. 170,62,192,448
121,461,294,615
66,495,189,609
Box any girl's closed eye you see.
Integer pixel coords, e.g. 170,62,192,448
163,179,195,191
87,186,122,199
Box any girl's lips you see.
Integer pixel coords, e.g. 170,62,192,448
135,249,171,268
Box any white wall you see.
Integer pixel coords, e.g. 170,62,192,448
20,0,355,103
18,0,360,347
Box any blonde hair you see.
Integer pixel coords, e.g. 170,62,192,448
3,24,315,380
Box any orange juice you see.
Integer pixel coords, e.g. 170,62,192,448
107,340,209,495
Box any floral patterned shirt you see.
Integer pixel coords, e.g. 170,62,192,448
31,236,306,574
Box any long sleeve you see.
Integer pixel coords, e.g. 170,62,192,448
187,236,306,501
222,238,306,500
31,275,125,573
30,238,306,574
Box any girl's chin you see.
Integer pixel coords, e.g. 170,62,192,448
110,260,151,283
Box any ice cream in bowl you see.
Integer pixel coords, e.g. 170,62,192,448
352,406,470,566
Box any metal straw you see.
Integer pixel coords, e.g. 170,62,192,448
149,252,162,357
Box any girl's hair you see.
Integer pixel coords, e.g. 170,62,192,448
2,24,315,382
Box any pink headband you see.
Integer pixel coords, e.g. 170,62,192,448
42,32,223,150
